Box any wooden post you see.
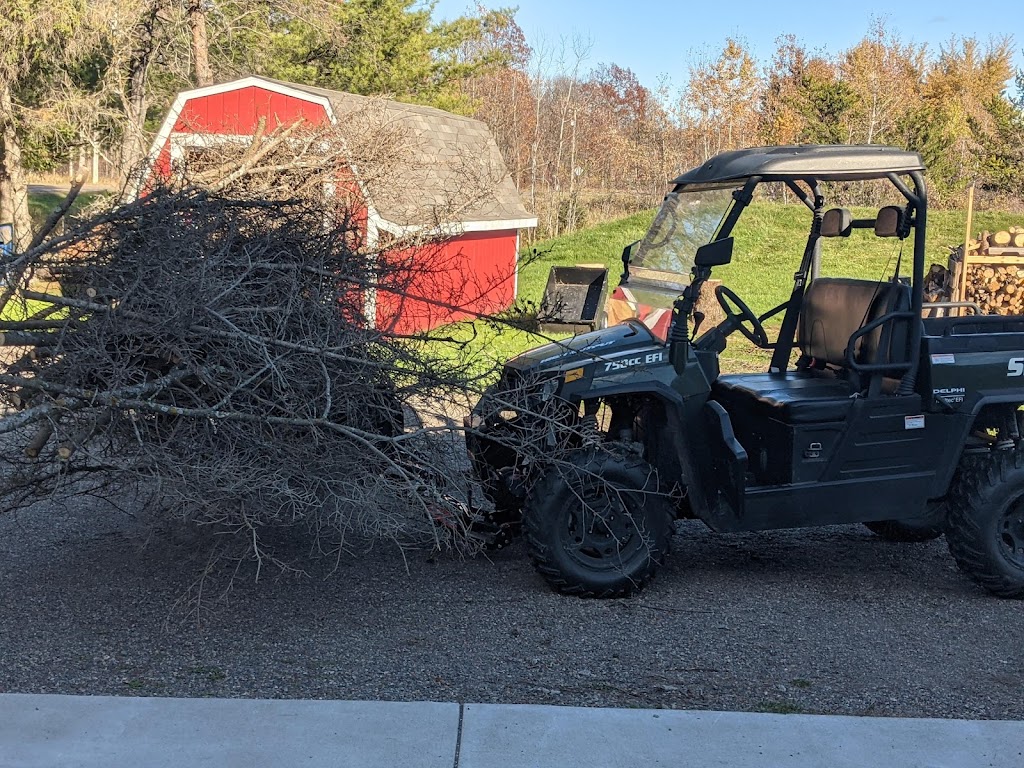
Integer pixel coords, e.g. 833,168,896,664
958,183,976,314
90,138,99,184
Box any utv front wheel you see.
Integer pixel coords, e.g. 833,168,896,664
946,451,1024,598
465,384,530,520
523,449,673,598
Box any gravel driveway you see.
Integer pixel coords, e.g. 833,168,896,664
1,498,1021,720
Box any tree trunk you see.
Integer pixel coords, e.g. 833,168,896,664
119,77,148,193
0,85,33,253
90,136,100,184
119,1,164,191
0,145,13,228
188,0,213,87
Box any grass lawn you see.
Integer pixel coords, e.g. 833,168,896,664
0,191,104,323
456,202,1023,376
27,191,105,232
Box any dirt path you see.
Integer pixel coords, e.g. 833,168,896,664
2,497,1021,719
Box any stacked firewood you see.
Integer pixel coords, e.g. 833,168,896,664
965,227,1024,254
963,264,1024,314
946,225,1024,315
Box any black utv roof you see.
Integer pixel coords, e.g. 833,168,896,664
672,145,925,185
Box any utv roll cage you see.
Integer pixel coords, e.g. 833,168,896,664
648,145,928,395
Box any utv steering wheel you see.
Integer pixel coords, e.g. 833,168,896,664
715,285,770,348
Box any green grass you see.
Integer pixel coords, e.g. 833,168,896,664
758,701,805,715
453,202,1022,375
0,297,54,322
27,190,104,231
517,203,1019,310
0,191,102,323
721,203,1017,310
517,210,654,305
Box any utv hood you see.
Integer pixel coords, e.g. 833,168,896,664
506,320,664,373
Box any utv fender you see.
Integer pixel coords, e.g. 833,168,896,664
571,383,714,520
571,380,684,408
970,395,1024,415
927,399,1019,499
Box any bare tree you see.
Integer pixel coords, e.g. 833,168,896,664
117,1,171,184
0,0,87,251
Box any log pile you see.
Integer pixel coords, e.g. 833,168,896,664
948,226,1024,315
695,278,726,328
962,264,1024,314
965,226,1024,254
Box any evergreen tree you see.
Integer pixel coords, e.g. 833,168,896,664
231,0,506,113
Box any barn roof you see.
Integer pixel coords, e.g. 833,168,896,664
153,76,535,233
269,78,533,230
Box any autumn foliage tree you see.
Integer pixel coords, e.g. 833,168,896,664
4,6,1024,242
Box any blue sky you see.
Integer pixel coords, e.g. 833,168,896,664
430,0,1022,94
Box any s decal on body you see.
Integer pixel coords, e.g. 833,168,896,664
1009,358,1024,377
603,351,666,372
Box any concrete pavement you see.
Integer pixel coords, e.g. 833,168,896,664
0,695,457,768
460,704,1024,767
1,693,1022,767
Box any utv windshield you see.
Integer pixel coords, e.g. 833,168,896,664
630,187,737,281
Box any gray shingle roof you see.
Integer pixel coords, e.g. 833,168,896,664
259,77,534,229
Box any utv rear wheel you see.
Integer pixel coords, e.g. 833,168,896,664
946,451,1024,598
523,449,673,598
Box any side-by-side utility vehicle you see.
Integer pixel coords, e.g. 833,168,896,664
465,145,1024,599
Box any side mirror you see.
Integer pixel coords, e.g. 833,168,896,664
695,237,733,268
620,240,639,282
621,240,638,264
875,206,905,238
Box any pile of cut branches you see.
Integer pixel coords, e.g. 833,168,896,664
0,130,504,570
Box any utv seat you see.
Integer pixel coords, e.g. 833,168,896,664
714,371,854,423
712,277,911,423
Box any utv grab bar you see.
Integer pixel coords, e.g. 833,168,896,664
922,301,981,316
844,310,916,373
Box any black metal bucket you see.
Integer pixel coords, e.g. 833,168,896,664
538,265,608,334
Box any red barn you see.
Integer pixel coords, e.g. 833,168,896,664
143,76,536,333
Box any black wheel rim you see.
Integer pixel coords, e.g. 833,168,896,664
558,479,647,572
998,499,1024,569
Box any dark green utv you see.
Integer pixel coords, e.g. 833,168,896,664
466,145,1024,599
